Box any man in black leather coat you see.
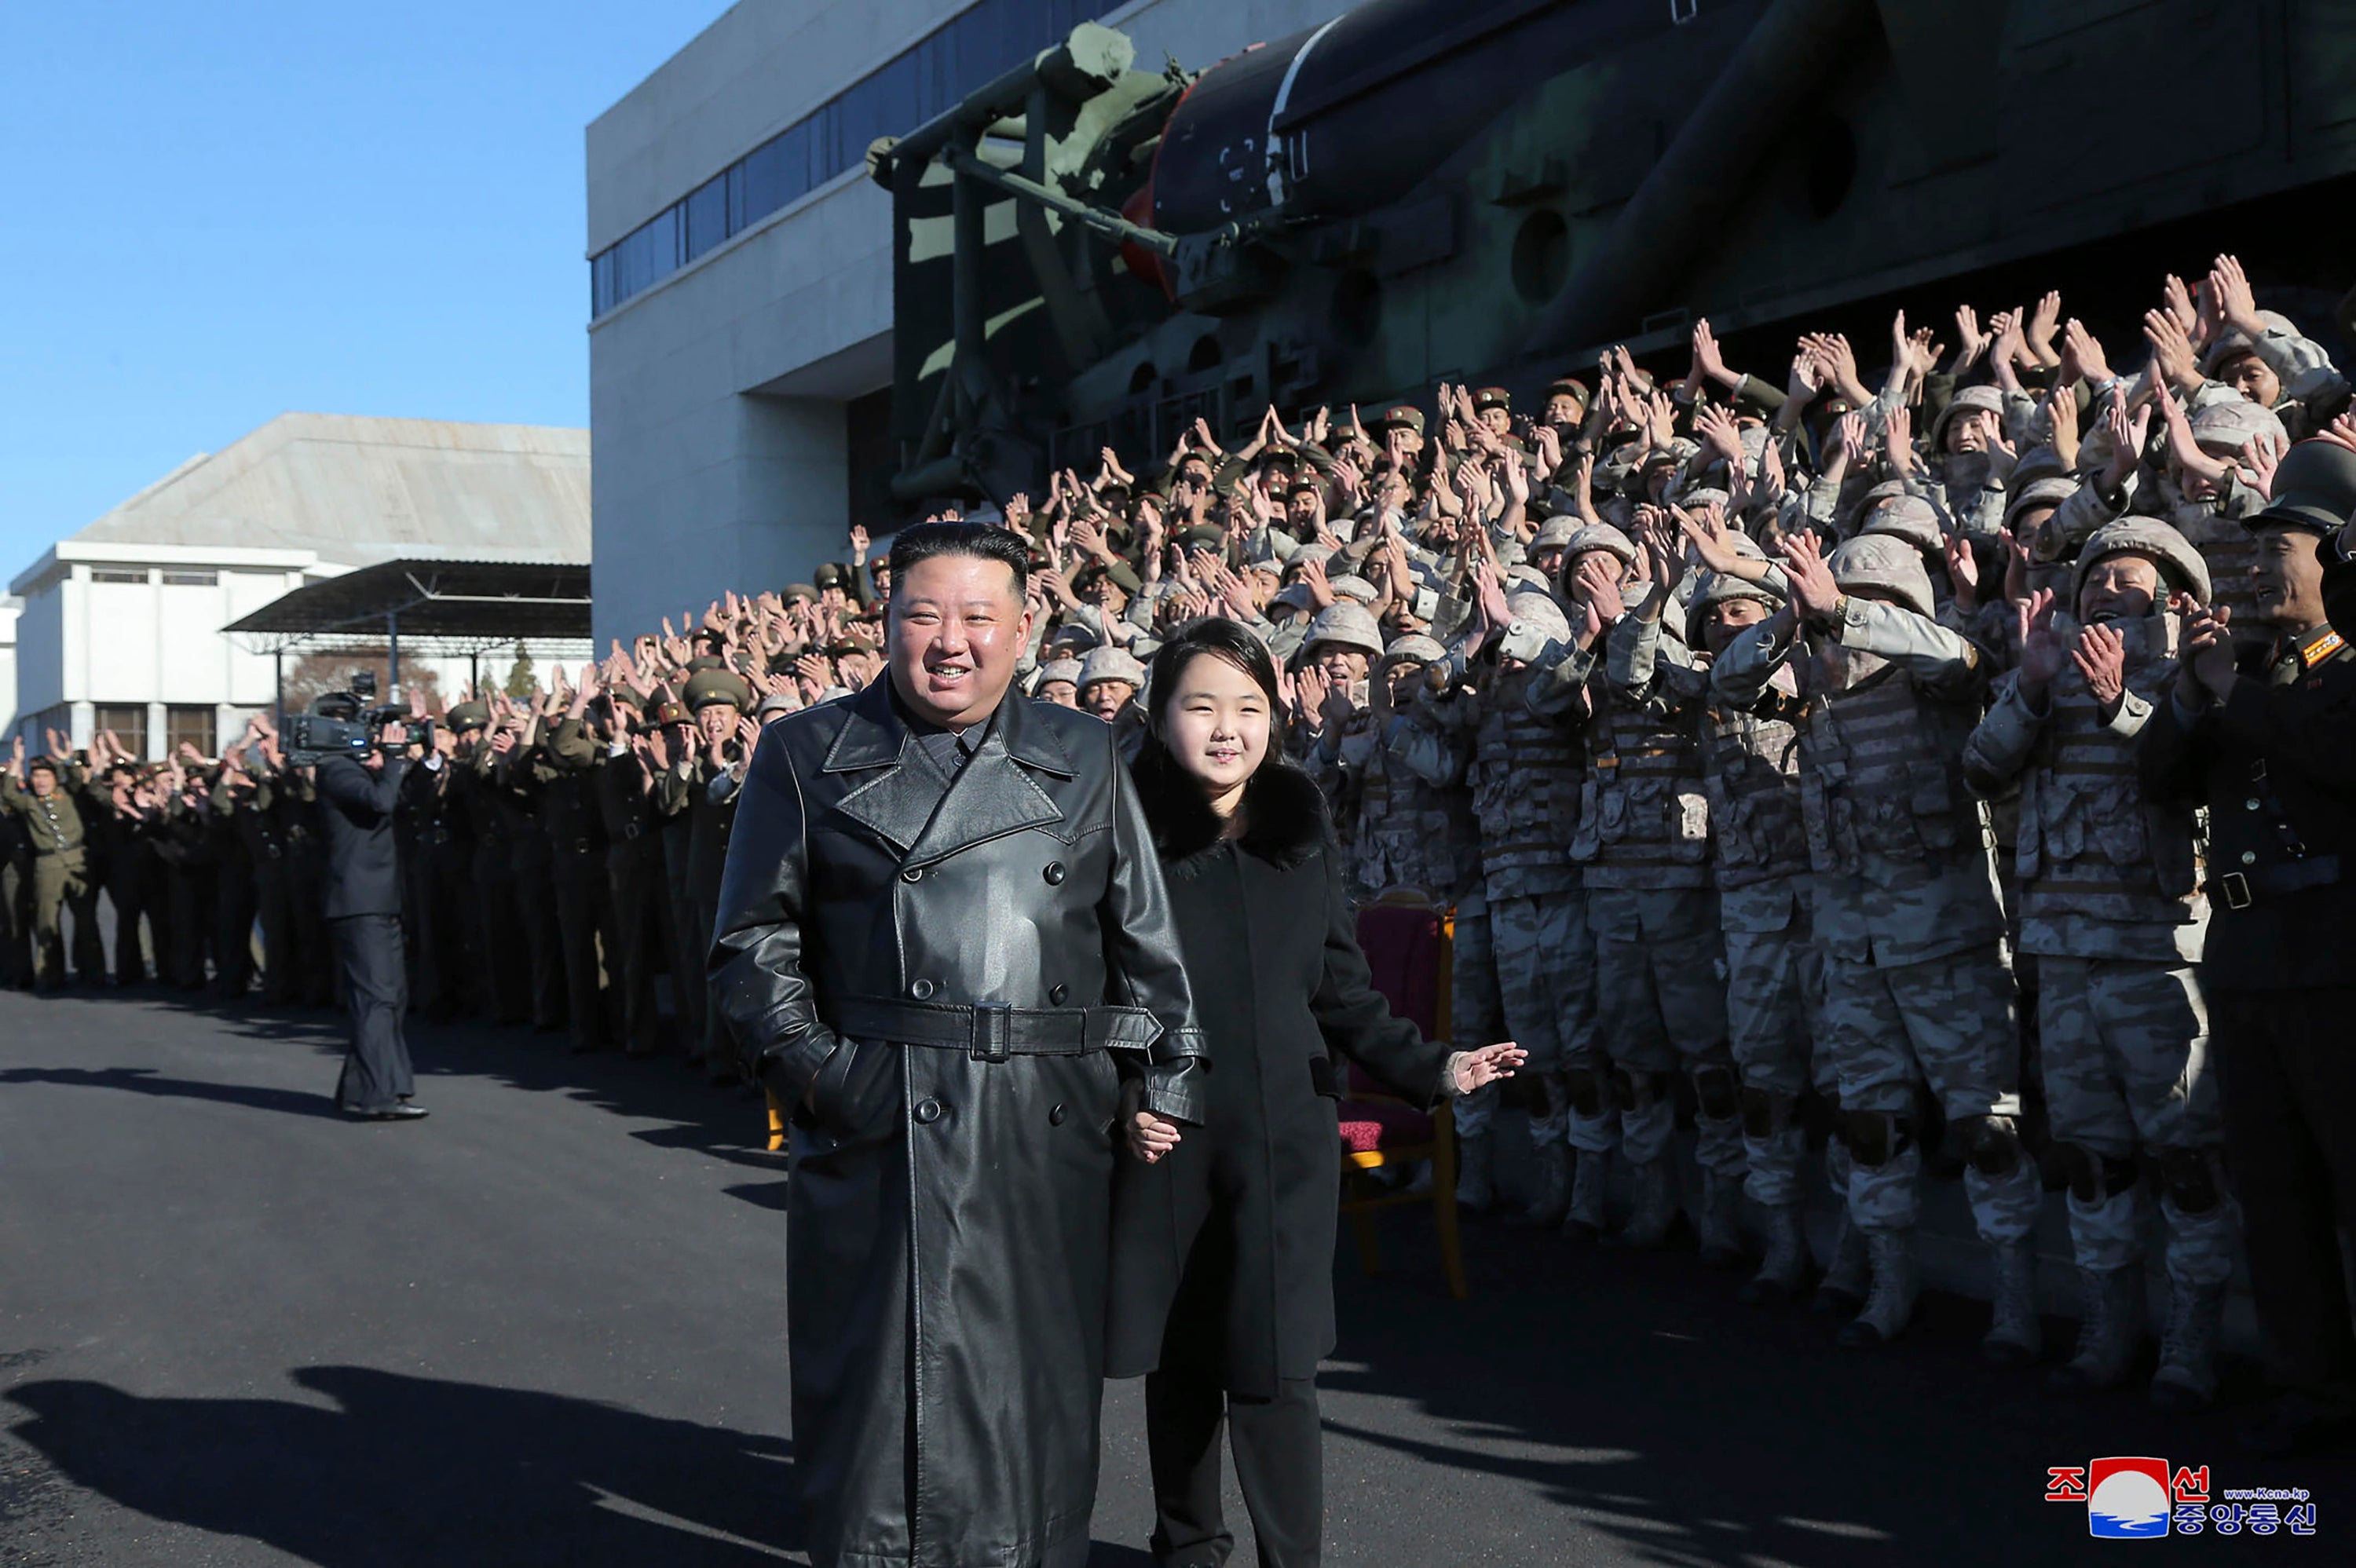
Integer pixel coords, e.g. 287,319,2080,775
712,522,1206,1568
317,715,430,1122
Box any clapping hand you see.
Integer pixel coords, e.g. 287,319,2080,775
1451,1042,1527,1095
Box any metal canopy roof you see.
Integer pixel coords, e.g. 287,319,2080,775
225,558,593,645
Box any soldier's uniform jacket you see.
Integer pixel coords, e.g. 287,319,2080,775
532,718,605,856
1469,660,1583,901
0,775,88,859
1345,707,1482,900
2138,621,2356,989
1570,610,1712,891
1963,613,2207,963
1714,597,2006,966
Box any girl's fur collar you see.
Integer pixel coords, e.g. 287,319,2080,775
1130,747,1327,875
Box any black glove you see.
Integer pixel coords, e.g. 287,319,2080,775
800,1039,904,1142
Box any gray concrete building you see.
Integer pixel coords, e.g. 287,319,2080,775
584,0,1356,645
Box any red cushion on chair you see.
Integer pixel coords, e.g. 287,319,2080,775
1353,905,1447,1040
1337,1097,1436,1154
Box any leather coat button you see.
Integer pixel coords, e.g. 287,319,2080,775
910,978,935,1000
1042,861,1066,885
902,867,923,883
914,1098,943,1124
1049,1104,1068,1127
1048,983,1069,1005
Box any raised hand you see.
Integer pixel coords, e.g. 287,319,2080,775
2072,620,2127,710
1779,529,1842,623
2062,318,2113,387
2026,291,2064,365
1884,404,1915,477
1449,1041,1527,1094
2045,385,2081,469
2016,589,2066,699
1944,532,1981,614
2209,254,2264,338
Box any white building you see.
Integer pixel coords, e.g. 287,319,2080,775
8,413,591,759
0,593,20,742
584,0,1358,645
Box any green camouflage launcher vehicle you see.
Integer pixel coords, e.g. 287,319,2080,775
869,0,2356,504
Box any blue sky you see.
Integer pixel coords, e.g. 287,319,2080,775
0,1,727,579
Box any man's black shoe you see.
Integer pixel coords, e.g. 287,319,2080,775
358,1103,430,1122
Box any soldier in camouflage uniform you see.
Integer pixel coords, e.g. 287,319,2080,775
1664,519,1842,1302
1447,584,1593,1228
1538,522,1743,1254
1963,519,2233,1407
1713,532,2042,1358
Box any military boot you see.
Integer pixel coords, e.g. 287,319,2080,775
1812,1211,1870,1317
1740,1204,1811,1306
1611,1157,1680,1250
1981,1241,2043,1369
1836,1230,1917,1347
2050,1266,2146,1392
2149,1281,2226,1414
1562,1147,1608,1244
1454,1131,1497,1216
1524,1139,1571,1230
1696,1170,1747,1270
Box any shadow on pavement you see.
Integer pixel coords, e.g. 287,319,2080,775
0,1065,348,1121
6,1366,799,1566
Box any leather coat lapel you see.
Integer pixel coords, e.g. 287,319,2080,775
824,684,936,854
904,696,1070,868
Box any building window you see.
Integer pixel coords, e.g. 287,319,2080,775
589,0,1125,318
90,567,148,584
166,706,215,760
94,704,150,760
161,569,218,587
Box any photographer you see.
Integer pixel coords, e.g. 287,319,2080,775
315,696,430,1122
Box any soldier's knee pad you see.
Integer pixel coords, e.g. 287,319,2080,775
1843,1108,1912,1168
2055,1142,2138,1204
1691,1062,1740,1121
1962,1113,2025,1178
1741,1085,1795,1139
1563,1065,1609,1119
1612,1065,1671,1112
2157,1146,2225,1214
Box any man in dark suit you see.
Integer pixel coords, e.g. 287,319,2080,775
317,713,430,1123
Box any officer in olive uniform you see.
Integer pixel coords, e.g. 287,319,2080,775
537,698,614,1054
666,667,755,1078
2139,437,2356,1457
445,701,529,1025
1,747,104,988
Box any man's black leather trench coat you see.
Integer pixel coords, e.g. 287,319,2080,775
711,678,1205,1568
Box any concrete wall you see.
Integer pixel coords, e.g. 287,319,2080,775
585,0,1359,648
0,597,18,741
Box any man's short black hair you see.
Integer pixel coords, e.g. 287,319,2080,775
888,521,1029,597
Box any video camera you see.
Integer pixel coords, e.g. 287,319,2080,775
284,671,430,765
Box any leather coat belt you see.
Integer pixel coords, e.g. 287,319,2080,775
831,995,1160,1062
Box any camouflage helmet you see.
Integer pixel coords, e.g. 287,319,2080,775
1828,533,1937,620
2003,476,2082,535
1326,572,1379,605
683,667,754,712
1381,632,1447,667
1034,658,1084,689
1301,601,1386,660
1077,646,1147,692
1560,521,1637,567
1496,590,1573,666
1859,493,1944,554
1929,383,2007,451
2074,517,2211,607
2189,397,2287,455
2201,310,2303,375
1684,534,1783,645
1531,515,1579,551
1504,564,1553,596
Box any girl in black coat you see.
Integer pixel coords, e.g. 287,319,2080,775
1107,619,1522,1568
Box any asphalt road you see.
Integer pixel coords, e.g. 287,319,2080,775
2,986,2347,1566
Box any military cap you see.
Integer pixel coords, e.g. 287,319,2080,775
1286,475,1322,499
1045,620,1100,651
782,583,819,605
1544,376,1590,411
654,699,691,726
1271,581,1318,612
1078,646,1147,692
1472,386,1512,414
1285,542,1337,573
1034,658,1084,689
1242,548,1288,578
1178,523,1227,554
2076,517,2211,605
2190,397,2288,455
1262,445,1301,471
1370,404,1426,436
755,691,799,720
685,655,726,674
1327,572,1379,605
445,700,491,732
2007,443,2072,488
812,562,847,590
1929,383,2007,451
683,667,754,712
1859,494,1944,554
1496,591,1573,665
2250,437,2356,536
1382,633,1447,666
1302,601,1386,660
1676,484,1732,514
1829,533,1937,620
